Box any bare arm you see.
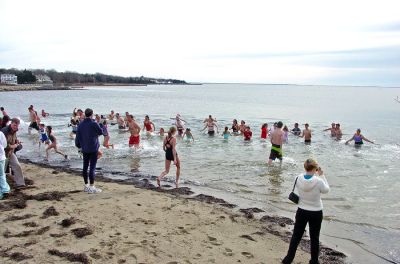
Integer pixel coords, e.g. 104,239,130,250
361,135,374,144
172,138,178,163
345,135,355,144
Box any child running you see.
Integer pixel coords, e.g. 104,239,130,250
157,127,180,188
38,123,49,149
45,126,68,161
261,123,268,139
182,128,194,142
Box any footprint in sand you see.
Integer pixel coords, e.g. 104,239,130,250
223,248,234,257
241,252,254,258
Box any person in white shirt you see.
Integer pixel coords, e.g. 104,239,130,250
0,131,11,199
282,158,330,264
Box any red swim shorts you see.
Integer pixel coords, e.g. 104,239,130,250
129,135,140,145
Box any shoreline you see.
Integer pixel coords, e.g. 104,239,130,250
0,159,346,263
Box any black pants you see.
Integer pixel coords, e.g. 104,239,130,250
82,152,98,185
282,208,323,264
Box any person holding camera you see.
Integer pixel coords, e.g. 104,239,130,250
1,118,26,188
282,158,330,264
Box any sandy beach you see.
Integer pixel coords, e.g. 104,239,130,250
0,162,345,264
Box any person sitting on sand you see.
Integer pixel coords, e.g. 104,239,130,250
323,123,336,137
345,128,374,146
282,158,329,264
41,109,49,118
182,128,194,142
268,121,284,165
143,115,155,133
75,108,104,193
261,123,268,139
243,126,252,141
127,115,141,148
157,127,180,188
291,123,301,136
45,126,68,161
222,126,231,139
300,123,312,144
0,130,10,199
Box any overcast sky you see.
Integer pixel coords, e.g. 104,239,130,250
0,0,399,86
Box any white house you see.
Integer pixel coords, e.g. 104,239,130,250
0,74,18,85
35,74,53,84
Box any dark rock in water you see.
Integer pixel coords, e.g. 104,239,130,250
71,227,93,238
192,194,237,208
134,179,156,189
260,215,294,226
48,249,90,264
41,206,59,219
60,217,77,228
52,170,59,174
159,187,194,196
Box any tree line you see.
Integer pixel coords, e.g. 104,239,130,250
0,68,187,85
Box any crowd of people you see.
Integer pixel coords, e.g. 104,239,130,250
0,105,377,263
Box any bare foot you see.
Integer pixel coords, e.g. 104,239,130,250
175,181,179,188
157,178,161,187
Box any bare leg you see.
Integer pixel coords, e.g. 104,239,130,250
54,146,67,159
158,160,171,187
175,157,181,188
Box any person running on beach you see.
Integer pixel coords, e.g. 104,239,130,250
231,119,240,135
157,127,180,188
202,118,218,136
41,109,49,118
75,108,104,193
323,123,336,137
45,126,68,161
291,123,301,136
127,115,141,148
300,123,312,144
28,105,39,134
268,121,284,165
143,115,155,133
345,128,374,146
116,113,126,130
182,128,194,142
282,158,329,264
174,114,186,137
243,126,252,141
1,118,26,188
0,130,11,199
1,107,8,117
102,120,114,149
261,123,268,139
334,123,342,140
282,125,289,143
38,123,49,148
222,126,231,139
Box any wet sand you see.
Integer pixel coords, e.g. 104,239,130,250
0,163,345,263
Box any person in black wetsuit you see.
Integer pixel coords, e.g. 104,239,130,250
157,127,181,188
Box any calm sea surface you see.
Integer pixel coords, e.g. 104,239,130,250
3,84,400,263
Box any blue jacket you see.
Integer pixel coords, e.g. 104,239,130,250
75,118,103,153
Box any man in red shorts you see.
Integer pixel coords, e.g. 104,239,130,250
127,115,141,148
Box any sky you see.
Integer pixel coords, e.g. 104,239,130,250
0,0,399,86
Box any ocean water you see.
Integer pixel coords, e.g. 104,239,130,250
3,84,400,263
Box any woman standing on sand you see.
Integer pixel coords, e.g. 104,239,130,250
157,127,180,188
282,158,330,264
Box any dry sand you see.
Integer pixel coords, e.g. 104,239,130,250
0,163,344,264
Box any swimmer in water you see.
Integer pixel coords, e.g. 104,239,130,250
182,128,194,142
231,119,240,135
102,120,114,149
282,125,289,143
222,126,231,139
239,120,246,135
143,115,155,133
345,129,374,146
41,109,49,118
127,115,141,148
158,128,165,137
202,118,218,136
173,114,186,137
268,121,284,165
116,113,126,130
291,123,301,136
203,115,217,123
323,123,336,137
157,127,180,188
261,123,268,139
45,126,68,161
300,123,312,144
335,123,342,140
243,126,252,141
